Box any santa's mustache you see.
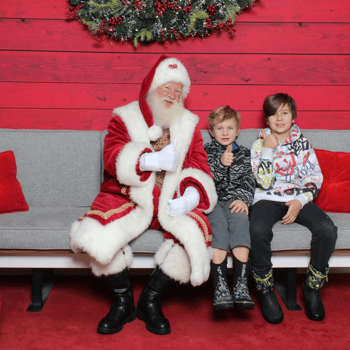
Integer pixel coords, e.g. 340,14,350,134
146,91,184,128
160,96,180,105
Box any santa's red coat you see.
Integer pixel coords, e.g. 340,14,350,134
70,56,217,286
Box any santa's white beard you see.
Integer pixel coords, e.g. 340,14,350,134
146,91,184,128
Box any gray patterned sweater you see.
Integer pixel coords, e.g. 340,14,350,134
204,138,256,206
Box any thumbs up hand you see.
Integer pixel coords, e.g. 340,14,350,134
158,139,180,171
221,144,234,167
140,139,180,172
261,129,279,150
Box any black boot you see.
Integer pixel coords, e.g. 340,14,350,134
211,258,234,310
253,269,283,324
302,263,329,321
232,256,255,310
136,266,174,335
97,268,136,334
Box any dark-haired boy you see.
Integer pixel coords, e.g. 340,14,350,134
249,93,337,324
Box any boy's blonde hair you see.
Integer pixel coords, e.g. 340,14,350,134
207,105,241,131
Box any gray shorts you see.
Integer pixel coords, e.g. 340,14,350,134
207,200,251,252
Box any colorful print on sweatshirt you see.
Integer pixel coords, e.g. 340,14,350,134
251,124,323,207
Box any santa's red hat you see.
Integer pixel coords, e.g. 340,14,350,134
139,55,191,141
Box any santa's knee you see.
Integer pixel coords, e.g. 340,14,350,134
90,245,133,277
155,240,191,284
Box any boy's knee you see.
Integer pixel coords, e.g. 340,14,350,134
317,220,338,245
250,220,269,239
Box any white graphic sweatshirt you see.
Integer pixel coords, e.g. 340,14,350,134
251,124,323,207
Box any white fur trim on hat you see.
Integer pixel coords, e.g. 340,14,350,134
149,58,191,98
148,125,163,141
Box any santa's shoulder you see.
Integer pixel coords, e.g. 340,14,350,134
179,108,199,131
112,100,140,118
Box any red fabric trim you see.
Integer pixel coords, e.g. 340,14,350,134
164,231,181,245
103,115,131,179
164,209,212,247
179,129,213,211
82,204,136,225
179,178,211,211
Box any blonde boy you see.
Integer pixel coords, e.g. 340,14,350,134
204,106,255,310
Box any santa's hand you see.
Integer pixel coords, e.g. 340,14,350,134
140,139,180,172
167,186,200,216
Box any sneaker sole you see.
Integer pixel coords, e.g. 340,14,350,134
234,301,255,310
213,302,234,310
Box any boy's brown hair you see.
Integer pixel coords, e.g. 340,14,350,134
207,105,241,131
263,93,297,122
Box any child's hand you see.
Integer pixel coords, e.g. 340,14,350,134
229,200,249,215
221,145,234,166
262,129,279,149
281,199,302,225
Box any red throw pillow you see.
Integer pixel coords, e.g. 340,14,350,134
0,150,29,214
314,149,350,213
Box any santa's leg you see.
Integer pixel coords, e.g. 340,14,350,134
97,268,136,334
90,246,136,334
136,265,175,335
136,240,190,335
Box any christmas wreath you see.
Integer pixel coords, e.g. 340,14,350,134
67,0,257,46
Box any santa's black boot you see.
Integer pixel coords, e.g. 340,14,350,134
302,263,329,321
232,256,255,310
211,257,234,310
97,268,136,334
136,266,174,335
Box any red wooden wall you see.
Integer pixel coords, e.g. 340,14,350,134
0,0,349,131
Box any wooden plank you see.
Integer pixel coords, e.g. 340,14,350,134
0,0,68,19
195,111,350,131
238,0,350,23
0,109,112,130
1,0,349,23
1,20,349,54
1,52,349,86
1,109,349,131
1,83,349,111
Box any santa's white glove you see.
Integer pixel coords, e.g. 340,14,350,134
167,186,200,216
140,139,180,172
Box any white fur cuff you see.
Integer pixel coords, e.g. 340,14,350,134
117,142,153,187
179,168,218,214
90,245,133,276
155,240,191,284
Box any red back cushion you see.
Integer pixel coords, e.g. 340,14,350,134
314,149,350,213
0,150,29,214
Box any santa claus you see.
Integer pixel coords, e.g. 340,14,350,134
70,55,217,335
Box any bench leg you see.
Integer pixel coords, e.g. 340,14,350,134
274,268,302,311
27,268,56,312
